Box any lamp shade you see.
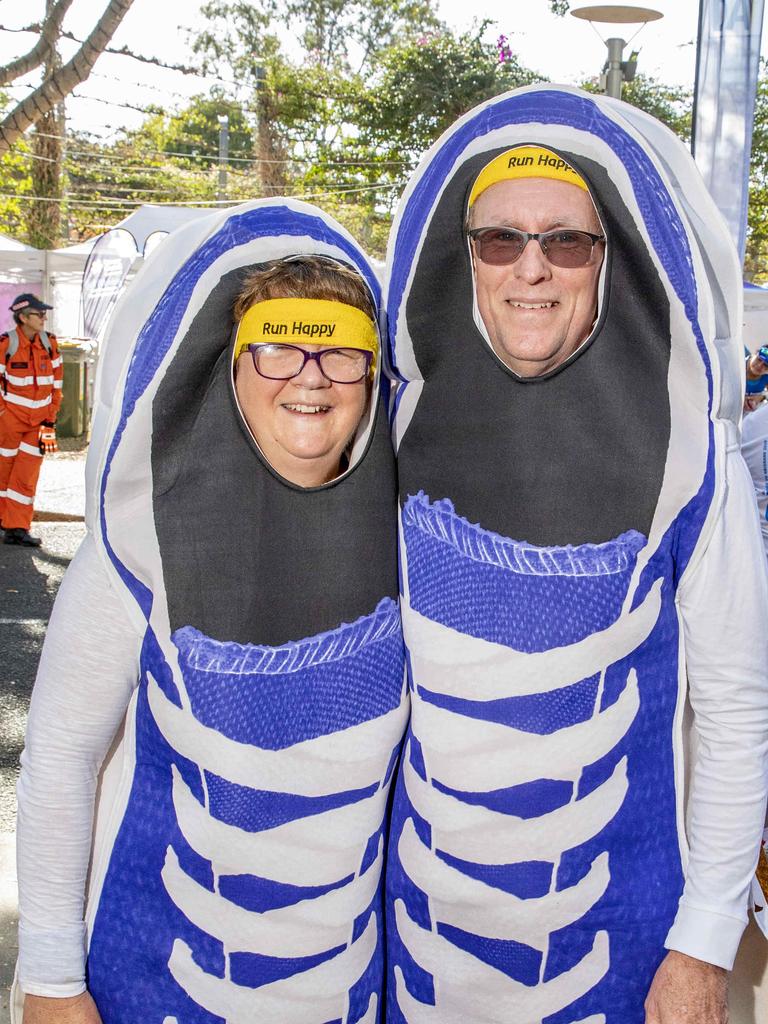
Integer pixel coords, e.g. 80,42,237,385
570,4,663,22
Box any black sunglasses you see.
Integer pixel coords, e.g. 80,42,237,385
468,226,605,268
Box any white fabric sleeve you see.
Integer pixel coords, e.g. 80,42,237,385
16,534,141,997
665,446,768,970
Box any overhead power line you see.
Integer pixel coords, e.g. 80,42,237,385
0,22,243,82
0,181,400,208
16,128,409,168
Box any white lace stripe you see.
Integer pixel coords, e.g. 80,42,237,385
403,754,629,864
148,672,405,796
394,969,607,1024
162,842,382,957
0,446,18,457
19,442,42,457
4,392,52,409
167,914,377,1023
394,966,465,1024
359,993,378,1024
403,579,661,700
6,488,34,505
172,765,388,885
395,900,610,1023
413,671,640,790
398,818,610,951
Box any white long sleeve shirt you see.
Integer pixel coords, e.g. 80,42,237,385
15,446,768,994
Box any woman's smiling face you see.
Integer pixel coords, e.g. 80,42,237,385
234,343,368,487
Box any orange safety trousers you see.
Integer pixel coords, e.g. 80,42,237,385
0,409,43,531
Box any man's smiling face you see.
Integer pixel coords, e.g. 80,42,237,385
470,177,604,377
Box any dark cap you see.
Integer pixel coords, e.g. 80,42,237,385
9,293,53,314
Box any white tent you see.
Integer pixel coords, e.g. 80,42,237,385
0,206,213,337
744,282,768,352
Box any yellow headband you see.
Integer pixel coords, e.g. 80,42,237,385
234,297,379,371
468,146,588,206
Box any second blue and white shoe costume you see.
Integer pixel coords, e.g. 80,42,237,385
384,85,768,1023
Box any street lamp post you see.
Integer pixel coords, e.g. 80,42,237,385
570,4,664,100
218,115,230,203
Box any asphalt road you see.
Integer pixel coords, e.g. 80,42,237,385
0,521,86,833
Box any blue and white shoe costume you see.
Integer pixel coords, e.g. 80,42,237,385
76,200,407,1022
384,86,746,1023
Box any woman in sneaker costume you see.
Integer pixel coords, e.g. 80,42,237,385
14,199,407,1024
384,86,768,1023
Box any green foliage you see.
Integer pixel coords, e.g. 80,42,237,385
358,29,543,173
0,91,33,239
62,97,261,241
189,9,546,249
746,62,768,282
194,0,440,77
137,92,254,168
6,0,767,277
580,74,692,142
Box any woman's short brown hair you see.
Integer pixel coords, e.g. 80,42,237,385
233,256,375,323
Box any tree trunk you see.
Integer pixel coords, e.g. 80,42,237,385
27,112,63,249
0,0,135,156
26,1,63,252
257,87,288,197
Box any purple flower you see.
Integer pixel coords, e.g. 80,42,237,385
496,33,514,64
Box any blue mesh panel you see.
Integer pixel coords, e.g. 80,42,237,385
175,598,403,747
404,492,643,650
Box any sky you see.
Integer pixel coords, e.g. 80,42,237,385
0,0,761,139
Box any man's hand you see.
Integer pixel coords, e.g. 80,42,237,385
23,991,103,1024
645,950,728,1023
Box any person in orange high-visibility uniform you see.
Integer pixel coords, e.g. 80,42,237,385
0,294,63,547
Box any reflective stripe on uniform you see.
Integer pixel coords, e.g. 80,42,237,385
0,363,5,374
19,441,42,457
6,488,34,505
53,379,63,389
50,356,62,368
5,374,55,387
4,392,53,409
0,447,18,457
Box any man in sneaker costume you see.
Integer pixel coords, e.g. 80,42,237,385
385,85,768,1024
0,293,63,547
